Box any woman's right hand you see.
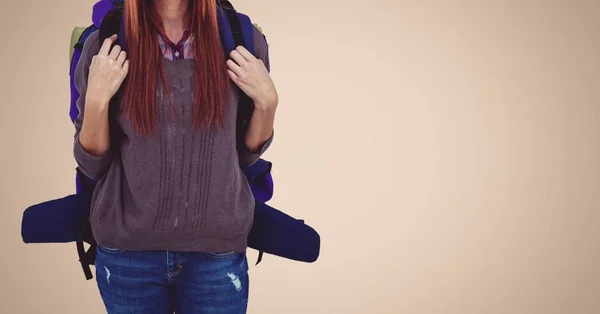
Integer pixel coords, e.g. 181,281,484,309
86,34,130,108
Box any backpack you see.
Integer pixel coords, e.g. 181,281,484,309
22,0,320,281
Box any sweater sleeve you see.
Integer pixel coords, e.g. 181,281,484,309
72,31,112,180
238,25,275,168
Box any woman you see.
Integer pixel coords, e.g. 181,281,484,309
73,0,278,312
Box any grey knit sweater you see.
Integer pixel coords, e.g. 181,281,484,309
73,29,273,252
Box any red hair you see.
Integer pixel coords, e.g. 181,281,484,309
121,0,229,135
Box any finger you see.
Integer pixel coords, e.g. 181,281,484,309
226,59,243,76
98,34,118,56
122,60,130,75
227,69,238,79
116,50,127,67
227,69,242,85
229,49,248,66
109,44,122,60
234,45,255,62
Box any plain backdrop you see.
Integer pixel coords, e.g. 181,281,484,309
1,0,599,313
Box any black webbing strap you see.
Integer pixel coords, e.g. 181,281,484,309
75,167,96,280
76,241,93,280
220,0,255,144
256,251,264,265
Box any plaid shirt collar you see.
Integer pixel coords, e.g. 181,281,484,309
158,28,193,61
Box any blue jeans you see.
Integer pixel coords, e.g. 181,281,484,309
94,245,249,314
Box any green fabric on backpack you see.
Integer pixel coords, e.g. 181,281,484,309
70,27,87,63
253,23,263,34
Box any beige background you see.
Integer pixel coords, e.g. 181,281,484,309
1,0,599,313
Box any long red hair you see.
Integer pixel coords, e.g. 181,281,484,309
121,0,229,135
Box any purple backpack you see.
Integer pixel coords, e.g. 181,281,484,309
22,0,320,281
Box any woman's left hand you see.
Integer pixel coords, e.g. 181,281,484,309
227,46,278,111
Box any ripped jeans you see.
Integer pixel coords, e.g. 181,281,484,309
94,246,249,314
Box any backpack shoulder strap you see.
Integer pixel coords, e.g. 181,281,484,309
69,25,99,124
70,0,123,123
98,1,125,46
217,1,255,54
216,1,257,151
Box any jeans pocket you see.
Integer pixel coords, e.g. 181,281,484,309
98,245,127,254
